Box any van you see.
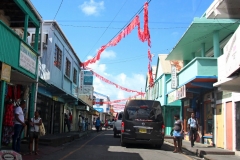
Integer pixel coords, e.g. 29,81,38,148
121,100,165,148
113,112,123,137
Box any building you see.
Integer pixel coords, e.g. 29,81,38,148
0,0,42,148
93,91,110,121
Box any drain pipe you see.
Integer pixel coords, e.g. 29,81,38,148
34,21,44,112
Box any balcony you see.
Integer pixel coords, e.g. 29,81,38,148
0,20,39,79
166,57,218,94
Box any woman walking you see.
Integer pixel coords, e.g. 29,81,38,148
29,110,42,155
172,114,184,153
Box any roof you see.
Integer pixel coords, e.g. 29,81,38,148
166,18,240,61
205,0,240,19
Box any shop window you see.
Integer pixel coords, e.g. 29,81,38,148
54,45,62,70
73,68,77,84
65,58,71,77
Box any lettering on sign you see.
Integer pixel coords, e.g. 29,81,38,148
19,43,37,74
1,63,11,82
171,64,178,89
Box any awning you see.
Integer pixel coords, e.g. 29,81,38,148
213,76,240,92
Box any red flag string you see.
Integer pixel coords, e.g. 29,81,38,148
80,2,151,68
87,68,145,96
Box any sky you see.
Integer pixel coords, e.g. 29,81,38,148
31,0,214,111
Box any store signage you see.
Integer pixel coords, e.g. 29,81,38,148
187,108,193,112
76,106,86,110
79,70,93,95
94,108,104,113
176,85,186,99
224,26,240,78
19,43,37,74
1,63,11,82
171,64,178,89
168,90,177,104
52,96,58,101
86,106,90,111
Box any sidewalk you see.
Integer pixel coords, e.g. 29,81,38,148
164,137,240,160
0,130,95,160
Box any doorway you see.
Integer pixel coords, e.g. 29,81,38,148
216,104,224,148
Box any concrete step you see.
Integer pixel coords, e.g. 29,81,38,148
199,150,235,157
204,155,240,160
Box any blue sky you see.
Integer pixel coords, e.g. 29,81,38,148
31,0,213,111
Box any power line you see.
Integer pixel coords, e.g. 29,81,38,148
53,0,64,20
83,0,128,59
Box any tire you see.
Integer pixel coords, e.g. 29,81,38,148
120,135,126,147
114,130,117,138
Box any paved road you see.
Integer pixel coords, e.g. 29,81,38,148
40,130,200,160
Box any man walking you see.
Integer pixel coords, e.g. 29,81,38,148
12,100,26,153
188,112,198,147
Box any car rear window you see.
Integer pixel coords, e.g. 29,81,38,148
125,100,162,122
118,113,123,120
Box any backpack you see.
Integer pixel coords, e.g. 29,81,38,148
189,118,198,128
39,119,46,136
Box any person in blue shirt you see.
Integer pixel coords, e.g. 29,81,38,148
95,117,101,132
188,112,199,147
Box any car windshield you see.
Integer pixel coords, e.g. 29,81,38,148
125,100,162,122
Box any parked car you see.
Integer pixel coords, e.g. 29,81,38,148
120,100,165,148
113,112,123,137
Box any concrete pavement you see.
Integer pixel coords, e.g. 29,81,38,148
165,137,240,160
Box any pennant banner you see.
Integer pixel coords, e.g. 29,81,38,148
80,2,151,68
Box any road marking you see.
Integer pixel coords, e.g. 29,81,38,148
59,131,105,160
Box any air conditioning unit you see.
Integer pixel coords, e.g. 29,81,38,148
31,34,48,49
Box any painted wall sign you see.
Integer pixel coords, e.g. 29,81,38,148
19,43,37,74
171,64,178,89
224,26,240,77
79,70,93,95
1,63,11,82
168,90,177,104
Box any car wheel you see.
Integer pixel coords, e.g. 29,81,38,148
120,135,126,147
114,130,117,138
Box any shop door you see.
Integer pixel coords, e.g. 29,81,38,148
236,102,240,151
53,103,61,134
216,104,224,148
226,102,233,150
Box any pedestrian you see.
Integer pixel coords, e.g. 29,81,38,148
12,100,27,153
172,114,183,153
78,115,82,132
95,117,101,132
69,112,72,130
29,110,42,155
188,112,199,147
104,119,108,130
64,113,70,132
82,116,85,132
85,118,88,131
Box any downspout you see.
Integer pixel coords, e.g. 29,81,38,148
34,21,44,112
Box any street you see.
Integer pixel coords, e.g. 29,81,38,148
39,130,200,160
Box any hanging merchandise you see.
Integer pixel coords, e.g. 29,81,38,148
2,101,14,145
80,2,151,68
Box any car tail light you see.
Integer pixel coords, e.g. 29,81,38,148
161,124,165,135
121,122,124,133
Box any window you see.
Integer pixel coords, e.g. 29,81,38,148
65,58,71,77
73,68,77,84
204,103,213,134
99,99,104,106
54,45,62,69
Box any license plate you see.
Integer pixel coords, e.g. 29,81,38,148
139,128,147,133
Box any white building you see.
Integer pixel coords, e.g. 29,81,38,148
93,91,110,121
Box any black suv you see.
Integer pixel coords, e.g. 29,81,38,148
121,100,165,148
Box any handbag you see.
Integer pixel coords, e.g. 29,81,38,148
39,119,46,136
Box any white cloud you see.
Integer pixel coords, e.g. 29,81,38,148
171,32,179,36
79,0,105,16
101,50,116,59
86,53,145,111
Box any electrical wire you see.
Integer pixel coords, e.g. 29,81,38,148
83,0,128,59
53,0,64,20
83,0,152,59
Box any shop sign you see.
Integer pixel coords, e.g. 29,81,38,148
224,26,240,78
171,64,178,89
76,106,86,110
1,63,11,82
86,106,90,111
19,43,37,74
176,85,186,99
79,70,93,95
94,107,104,113
187,108,193,112
168,90,177,104
52,96,58,101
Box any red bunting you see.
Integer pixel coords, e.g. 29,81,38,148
148,50,154,87
80,2,151,68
